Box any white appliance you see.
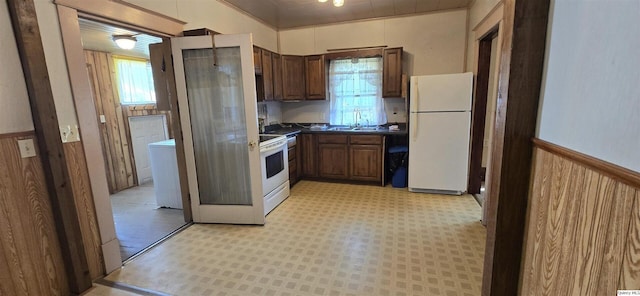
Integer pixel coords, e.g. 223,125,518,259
148,139,182,209
408,72,473,195
259,134,290,215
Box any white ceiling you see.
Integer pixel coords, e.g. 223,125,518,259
220,0,472,29
78,18,162,59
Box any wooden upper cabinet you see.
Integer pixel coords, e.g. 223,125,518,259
305,55,326,100
272,53,283,101
261,50,274,101
281,55,306,100
383,47,403,98
253,46,262,75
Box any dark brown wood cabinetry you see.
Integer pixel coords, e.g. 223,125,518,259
288,144,298,186
317,135,348,179
382,47,403,98
253,46,262,75
300,133,318,177
305,55,326,100
261,50,274,101
272,53,283,101
299,133,384,184
281,55,306,100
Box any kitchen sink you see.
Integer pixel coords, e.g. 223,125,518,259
328,126,383,131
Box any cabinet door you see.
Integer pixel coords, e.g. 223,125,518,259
383,48,403,98
300,134,317,177
288,146,297,186
272,53,283,101
349,145,382,182
261,50,274,101
319,144,349,179
282,55,306,100
253,46,262,75
305,55,326,100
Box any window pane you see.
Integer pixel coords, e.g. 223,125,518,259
114,57,156,104
329,57,386,126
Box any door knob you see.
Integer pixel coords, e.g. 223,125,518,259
248,140,257,149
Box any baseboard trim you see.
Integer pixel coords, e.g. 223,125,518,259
0,130,36,139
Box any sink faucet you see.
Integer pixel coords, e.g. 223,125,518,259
353,109,361,127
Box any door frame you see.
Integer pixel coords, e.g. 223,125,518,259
54,0,187,273
479,0,551,295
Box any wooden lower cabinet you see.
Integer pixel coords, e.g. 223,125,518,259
300,134,318,177
349,145,382,182
288,146,298,186
299,133,384,184
318,144,349,179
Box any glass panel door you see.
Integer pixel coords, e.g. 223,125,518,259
172,34,264,224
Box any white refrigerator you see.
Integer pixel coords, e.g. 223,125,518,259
408,72,473,195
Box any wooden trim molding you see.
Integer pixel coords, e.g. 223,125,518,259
54,0,185,36
7,0,92,293
324,49,383,61
0,130,36,139
533,138,640,188
481,0,551,295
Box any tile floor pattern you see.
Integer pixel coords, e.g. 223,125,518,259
103,181,486,296
111,182,187,260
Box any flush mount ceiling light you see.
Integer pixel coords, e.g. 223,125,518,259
112,35,137,50
318,0,344,7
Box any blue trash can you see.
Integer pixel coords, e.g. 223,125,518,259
388,146,408,188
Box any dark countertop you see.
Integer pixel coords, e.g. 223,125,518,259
263,125,408,136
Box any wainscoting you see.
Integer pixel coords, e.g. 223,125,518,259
0,132,69,295
520,139,640,295
64,141,104,280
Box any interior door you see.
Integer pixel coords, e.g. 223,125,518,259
172,34,264,224
128,115,168,184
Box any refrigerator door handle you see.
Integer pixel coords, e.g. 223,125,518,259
412,112,418,141
413,80,419,113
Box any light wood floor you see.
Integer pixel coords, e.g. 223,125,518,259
91,181,486,295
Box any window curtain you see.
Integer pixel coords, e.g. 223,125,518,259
114,57,156,104
329,57,386,126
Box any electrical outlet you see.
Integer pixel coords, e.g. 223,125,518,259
60,125,81,143
18,139,37,158
99,115,106,123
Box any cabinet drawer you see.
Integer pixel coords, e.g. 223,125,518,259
318,134,348,144
350,135,382,145
288,146,296,161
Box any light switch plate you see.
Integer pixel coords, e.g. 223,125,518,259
18,139,37,158
99,115,106,123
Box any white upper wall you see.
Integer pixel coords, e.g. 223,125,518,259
537,0,640,172
279,9,468,76
0,0,34,133
123,0,279,52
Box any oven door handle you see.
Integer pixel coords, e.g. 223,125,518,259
260,142,287,154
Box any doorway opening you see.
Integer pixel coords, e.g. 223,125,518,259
78,18,187,261
468,28,500,224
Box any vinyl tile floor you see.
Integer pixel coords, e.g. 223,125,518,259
98,181,486,296
111,182,187,260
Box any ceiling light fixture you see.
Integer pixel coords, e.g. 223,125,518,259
112,35,137,50
318,0,328,2
333,0,344,7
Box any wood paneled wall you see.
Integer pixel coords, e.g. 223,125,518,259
0,133,69,295
85,50,173,193
64,141,104,280
85,50,135,193
521,139,640,295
